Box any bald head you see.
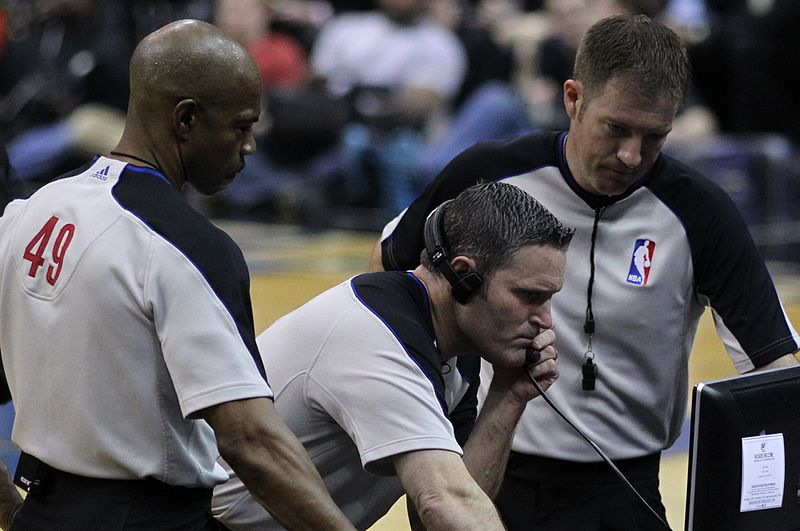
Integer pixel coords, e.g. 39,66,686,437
115,19,263,194
129,19,261,115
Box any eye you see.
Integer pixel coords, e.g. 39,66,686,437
516,289,547,306
606,123,627,136
646,132,668,144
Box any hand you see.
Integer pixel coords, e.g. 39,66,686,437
490,329,559,403
0,461,23,531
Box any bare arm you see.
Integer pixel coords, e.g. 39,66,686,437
0,461,22,531
368,238,385,272
463,331,559,498
201,397,355,531
359,87,442,129
394,449,504,531
756,353,799,371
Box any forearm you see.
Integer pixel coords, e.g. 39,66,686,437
462,346,558,498
757,352,799,371
406,489,500,531
205,398,354,530
462,386,527,498
222,425,351,530
411,483,502,531
0,461,22,531
396,450,504,531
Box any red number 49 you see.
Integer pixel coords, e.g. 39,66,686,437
23,215,76,286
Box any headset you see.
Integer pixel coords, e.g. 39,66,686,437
423,200,483,304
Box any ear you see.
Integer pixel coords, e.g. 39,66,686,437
450,255,477,275
563,79,583,120
173,99,200,141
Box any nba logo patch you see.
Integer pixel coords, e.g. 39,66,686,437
626,239,655,286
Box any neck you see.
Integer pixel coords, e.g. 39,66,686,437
109,150,161,172
414,267,464,362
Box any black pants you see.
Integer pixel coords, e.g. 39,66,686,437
12,463,224,531
495,452,671,531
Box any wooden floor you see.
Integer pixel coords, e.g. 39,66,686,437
220,221,800,530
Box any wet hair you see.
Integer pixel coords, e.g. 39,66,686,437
421,181,574,280
573,14,689,110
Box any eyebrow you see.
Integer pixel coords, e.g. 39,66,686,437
606,117,672,136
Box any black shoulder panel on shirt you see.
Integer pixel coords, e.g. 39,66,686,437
382,131,562,271
351,271,455,414
111,170,266,381
646,154,797,365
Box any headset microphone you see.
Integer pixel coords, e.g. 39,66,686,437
525,347,542,368
423,200,483,304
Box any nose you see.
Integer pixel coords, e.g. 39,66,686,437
529,301,553,330
617,136,642,169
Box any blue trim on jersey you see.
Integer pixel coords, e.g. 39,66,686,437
404,271,431,315
124,165,171,186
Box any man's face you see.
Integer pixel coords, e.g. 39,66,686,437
564,76,678,197
455,244,566,368
184,80,261,196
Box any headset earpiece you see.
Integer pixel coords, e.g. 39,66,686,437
423,200,483,304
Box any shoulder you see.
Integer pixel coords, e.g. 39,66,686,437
350,272,438,357
646,153,746,225
437,131,562,188
447,131,561,173
350,272,428,324
113,171,247,280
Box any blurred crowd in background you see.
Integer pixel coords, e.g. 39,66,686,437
1,0,799,243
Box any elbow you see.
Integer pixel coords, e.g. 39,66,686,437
413,488,452,530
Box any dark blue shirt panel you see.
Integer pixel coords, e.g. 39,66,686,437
112,168,266,381
351,271,479,444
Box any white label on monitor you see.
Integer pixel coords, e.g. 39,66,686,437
740,433,785,512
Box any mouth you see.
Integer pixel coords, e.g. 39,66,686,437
515,336,537,349
605,165,636,178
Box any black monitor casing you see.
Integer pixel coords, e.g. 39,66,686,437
685,364,800,530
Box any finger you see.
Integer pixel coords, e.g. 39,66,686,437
529,359,559,380
528,345,558,367
531,328,556,351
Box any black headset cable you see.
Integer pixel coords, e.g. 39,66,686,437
523,358,672,530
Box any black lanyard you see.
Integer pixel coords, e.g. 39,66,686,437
582,206,605,390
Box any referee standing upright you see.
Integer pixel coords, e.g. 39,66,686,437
0,19,354,531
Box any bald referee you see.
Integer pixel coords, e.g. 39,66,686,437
0,20,353,530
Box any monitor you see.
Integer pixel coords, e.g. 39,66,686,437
685,364,800,530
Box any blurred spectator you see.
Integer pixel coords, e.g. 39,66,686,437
1,142,28,212
214,0,310,90
689,0,800,143
429,0,514,108
0,0,133,183
312,0,466,214
0,4,9,57
0,0,225,187
327,0,375,12
216,0,466,228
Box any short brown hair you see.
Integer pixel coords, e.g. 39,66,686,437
573,14,689,109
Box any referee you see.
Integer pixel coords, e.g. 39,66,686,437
213,182,573,530
0,20,353,530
